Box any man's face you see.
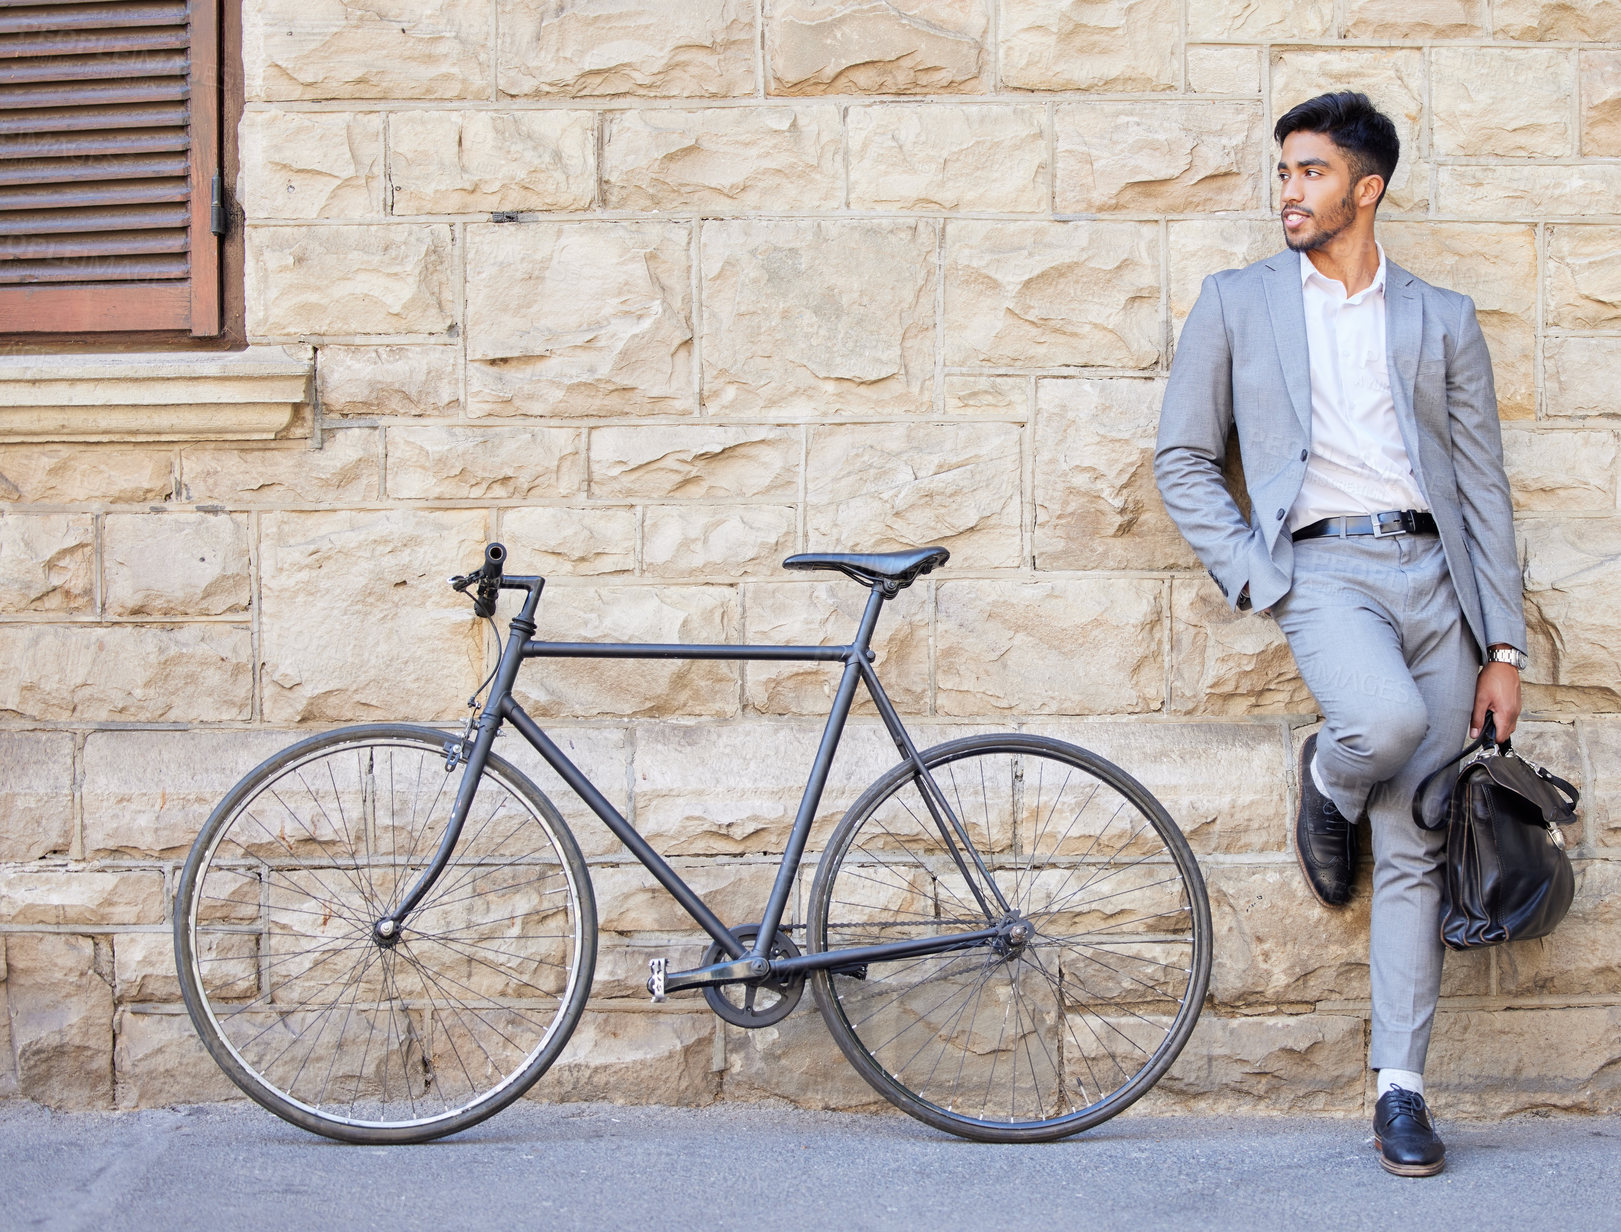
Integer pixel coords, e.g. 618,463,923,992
1277,130,1363,252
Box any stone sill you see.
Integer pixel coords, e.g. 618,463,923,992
0,346,314,443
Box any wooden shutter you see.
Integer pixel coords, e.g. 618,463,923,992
0,0,219,334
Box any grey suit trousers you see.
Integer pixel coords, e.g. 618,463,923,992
1270,531,1478,1073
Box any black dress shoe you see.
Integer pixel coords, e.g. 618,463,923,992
1374,1086,1446,1177
1295,732,1355,907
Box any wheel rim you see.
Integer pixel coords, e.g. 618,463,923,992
813,739,1209,1135
181,734,587,1134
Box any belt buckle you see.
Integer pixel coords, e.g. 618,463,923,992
1371,511,1405,538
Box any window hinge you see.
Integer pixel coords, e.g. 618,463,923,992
210,174,227,237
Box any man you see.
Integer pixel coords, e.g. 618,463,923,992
1155,92,1527,1177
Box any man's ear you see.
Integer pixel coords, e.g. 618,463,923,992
1357,174,1386,209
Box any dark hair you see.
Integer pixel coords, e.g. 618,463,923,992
1274,91,1400,206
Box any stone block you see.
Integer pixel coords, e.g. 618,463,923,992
1169,577,1314,717
244,0,490,100
389,110,596,214
499,506,637,576
0,512,93,613
82,729,296,859
464,221,693,419
0,869,164,926
1548,226,1621,330
742,581,929,716
642,505,797,579
1167,219,1281,330
1432,48,1573,158
1206,864,1369,1006
943,220,1160,370
847,103,1046,213
317,344,460,419
1187,0,1332,38
1502,429,1617,511
942,375,1028,418
1270,48,1428,214
603,106,842,212
631,720,896,856
1379,221,1538,419
237,110,382,220
534,1009,718,1104
1438,165,1621,220
1186,45,1261,96
588,425,798,501
804,421,1021,569
0,731,74,860
114,933,181,1003
102,511,251,617
1428,1007,1621,1115
1345,0,1481,36
935,578,1164,716
498,0,755,98
722,1009,888,1109
700,220,936,417
246,224,455,336
589,860,775,933
513,584,740,718
1054,101,1262,214
1143,1013,1364,1114
1498,859,1621,997
1582,52,1621,157
114,1010,241,1108
259,509,488,722
489,725,633,860
1493,0,1621,40
1546,337,1621,419
0,624,252,722
180,429,379,504
0,446,172,504
766,0,988,95
1520,519,1621,713
1032,718,1291,855
999,0,1177,93
1581,719,1621,843
384,426,585,500
1033,377,1194,571
5,934,113,1108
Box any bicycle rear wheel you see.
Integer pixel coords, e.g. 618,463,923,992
174,724,596,1143
808,733,1210,1142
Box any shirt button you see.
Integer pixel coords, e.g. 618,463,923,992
1299,449,1308,461
1276,509,1285,521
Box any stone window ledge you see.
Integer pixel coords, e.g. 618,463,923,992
0,346,314,443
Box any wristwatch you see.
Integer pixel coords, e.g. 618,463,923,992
1487,646,1528,671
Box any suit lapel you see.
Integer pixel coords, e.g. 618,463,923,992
1261,253,1312,436
1384,259,1429,492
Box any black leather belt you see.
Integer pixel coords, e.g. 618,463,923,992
1292,510,1437,542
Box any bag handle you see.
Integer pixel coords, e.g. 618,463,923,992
1410,713,1581,831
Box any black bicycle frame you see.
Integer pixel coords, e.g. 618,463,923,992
379,574,1012,987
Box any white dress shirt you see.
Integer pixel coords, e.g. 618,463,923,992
1287,246,1428,533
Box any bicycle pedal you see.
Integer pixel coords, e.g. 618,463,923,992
647,957,667,1003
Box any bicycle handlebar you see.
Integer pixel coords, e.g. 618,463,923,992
449,541,506,617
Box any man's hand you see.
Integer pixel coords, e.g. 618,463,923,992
1471,661,1522,741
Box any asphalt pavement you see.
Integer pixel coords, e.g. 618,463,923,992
2,1099,1617,1232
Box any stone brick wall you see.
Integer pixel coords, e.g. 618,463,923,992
4,0,1621,1118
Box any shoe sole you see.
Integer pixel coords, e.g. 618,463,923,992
1373,1137,1445,1177
1295,736,1350,909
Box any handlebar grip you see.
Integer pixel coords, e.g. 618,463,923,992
473,542,505,618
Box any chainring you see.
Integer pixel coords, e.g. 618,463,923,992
701,925,805,1028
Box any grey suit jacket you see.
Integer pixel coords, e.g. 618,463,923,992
1154,250,1526,658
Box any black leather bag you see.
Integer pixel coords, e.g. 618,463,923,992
1411,716,1580,951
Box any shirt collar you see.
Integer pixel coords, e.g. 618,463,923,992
1299,244,1386,301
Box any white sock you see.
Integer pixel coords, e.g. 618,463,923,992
1378,1068,1424,1098
1310,750,1330,797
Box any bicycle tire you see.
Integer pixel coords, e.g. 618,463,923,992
807,733,1210,1143
174,724,596,1144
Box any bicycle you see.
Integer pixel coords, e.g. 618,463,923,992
175,543,1212,1145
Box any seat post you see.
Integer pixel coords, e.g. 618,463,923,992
850,583,887,654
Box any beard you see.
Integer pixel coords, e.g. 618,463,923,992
1282,184,1359,252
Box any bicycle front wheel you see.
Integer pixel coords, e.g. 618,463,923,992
174,724,596,1143
808,734,1210,1142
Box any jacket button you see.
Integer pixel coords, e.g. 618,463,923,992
1300,449,1308,461
1276,509,1285,520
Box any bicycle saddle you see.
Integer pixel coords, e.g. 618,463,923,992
781,546,950,591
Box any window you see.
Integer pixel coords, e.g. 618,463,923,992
0,0,226,336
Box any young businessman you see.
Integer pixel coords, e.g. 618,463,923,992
1154,92,1528,1177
